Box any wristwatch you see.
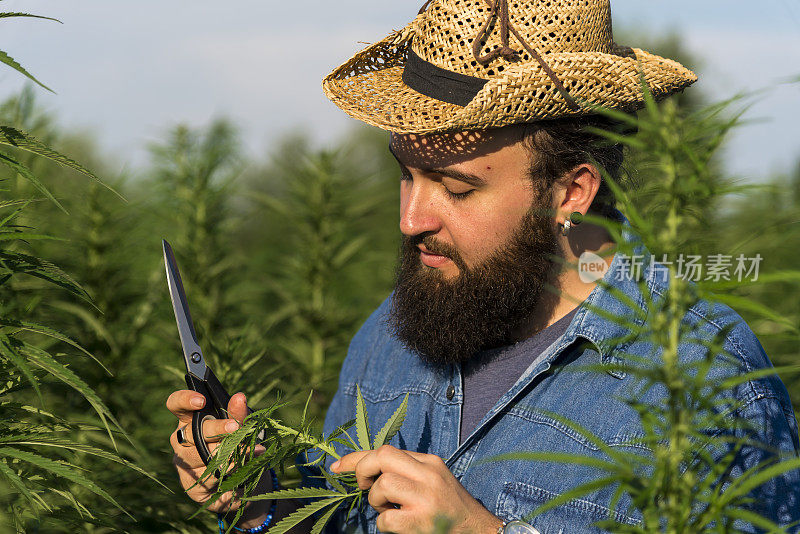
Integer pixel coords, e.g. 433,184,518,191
498,520,541,534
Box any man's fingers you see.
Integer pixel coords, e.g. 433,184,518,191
332,446,440,475
227,392,249,423
375,508,407,534
337,446,425,491
169,416,238,464
170,428,205,469
202,417,240,443
401,450,442,465
175,422,194,446
166,390,206,422
331,450,371,473
172,423,261,477
172,446,204,471
368,472,417,513
168,389,261,512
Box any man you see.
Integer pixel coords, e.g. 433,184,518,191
167,0,800,532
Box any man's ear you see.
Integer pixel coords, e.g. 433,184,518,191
553,163,602,221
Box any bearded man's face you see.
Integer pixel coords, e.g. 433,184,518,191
386,128,565,366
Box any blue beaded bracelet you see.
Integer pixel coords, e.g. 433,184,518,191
217,469,279,534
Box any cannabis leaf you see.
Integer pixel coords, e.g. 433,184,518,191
207,388,410,534
355,384,371,450
373,393,409,449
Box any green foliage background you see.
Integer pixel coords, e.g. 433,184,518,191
0,28,798,533
0,87,404,531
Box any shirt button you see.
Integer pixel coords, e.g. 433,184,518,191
446,385,455,400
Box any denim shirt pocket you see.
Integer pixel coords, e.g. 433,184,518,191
495,482,639,534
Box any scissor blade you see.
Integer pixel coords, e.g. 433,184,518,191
163,239,206,379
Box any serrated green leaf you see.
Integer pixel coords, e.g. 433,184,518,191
265,496,347,534
48,488,94,520
217,454,271,492
0,151,65,212
5,435,165,489
48,300,118,353
0,458,45,510
703,292,798,334
15,344,124,446
212,424,252,466
310,499,342,534
0,333,41,404
720,457,800,505
0,12,62,22
372,393,408,448
0,126,123,200
0,250,88,299
0,446,128,515
198,434,251,485
0,50,52,92
244,486,346,501
0,318,96,361
0,231,59,241
0,198,30,212
315,467,347,493
327,419,355,440
724,507,785,532
301,389,313,426
345,488,363,520
354,384,371,451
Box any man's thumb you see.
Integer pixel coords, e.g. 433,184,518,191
228,392,249,422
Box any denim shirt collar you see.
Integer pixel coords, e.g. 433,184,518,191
448,210,655,462
562,210,654,379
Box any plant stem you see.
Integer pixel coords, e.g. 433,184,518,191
268,419,342,460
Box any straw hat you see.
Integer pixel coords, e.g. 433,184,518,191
323,0,697,134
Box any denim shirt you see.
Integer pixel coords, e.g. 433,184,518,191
312,220,800,533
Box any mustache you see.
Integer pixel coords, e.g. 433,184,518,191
405,234,469,272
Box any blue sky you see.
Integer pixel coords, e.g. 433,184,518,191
2,0,799,180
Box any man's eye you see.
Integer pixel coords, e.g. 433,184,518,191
441,178,475,201
444,188,475,201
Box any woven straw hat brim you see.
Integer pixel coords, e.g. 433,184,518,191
323,29,698,134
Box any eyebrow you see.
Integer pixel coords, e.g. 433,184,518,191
387,144,487,187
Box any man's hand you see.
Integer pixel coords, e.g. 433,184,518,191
331,445,503,534
166,390,270,527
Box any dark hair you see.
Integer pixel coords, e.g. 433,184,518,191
519,115,629,220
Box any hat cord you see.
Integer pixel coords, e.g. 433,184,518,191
418,0,434,14
472,0,517,64
472,0,581,111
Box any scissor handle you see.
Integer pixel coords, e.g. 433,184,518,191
185,367,232,465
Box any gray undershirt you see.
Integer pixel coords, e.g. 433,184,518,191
459,307,579,444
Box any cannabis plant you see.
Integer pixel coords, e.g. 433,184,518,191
0,195,154,530
199,386,409,534
489,89,800,532
246,143,396,421
0,10,156,531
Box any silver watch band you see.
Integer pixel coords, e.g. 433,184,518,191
498,519,542,534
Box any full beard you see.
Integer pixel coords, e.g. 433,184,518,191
387,207,563,367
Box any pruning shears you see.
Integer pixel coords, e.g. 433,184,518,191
162,239,232,465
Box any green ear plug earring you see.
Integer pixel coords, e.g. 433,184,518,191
561,211,584,236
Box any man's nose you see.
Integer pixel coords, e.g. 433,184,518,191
399,180,442,237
